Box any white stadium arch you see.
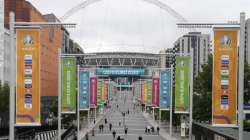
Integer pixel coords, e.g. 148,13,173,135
60,0,188,23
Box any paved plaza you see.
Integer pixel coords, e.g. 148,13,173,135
86,91,165,140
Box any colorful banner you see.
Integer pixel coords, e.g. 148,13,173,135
90,77,97,108
143,81,147,104
79,71,90,110
175,56,190,113
61,57,76,113
146,80,152,105
212,28,238,126
16,28,41,126
152,78,160,107
97,79,103,105
160,70,171,109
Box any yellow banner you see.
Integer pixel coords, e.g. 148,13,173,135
16,28,41,126
212,28,238,126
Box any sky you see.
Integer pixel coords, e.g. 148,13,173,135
27,0,250,53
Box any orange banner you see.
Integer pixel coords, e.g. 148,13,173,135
212,28,238,126
16,28,41,126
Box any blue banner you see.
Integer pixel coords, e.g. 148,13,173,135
96,68,144,76
160,70,171,109
79,71,90,110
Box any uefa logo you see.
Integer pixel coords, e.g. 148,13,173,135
220,35,231,47
23,35,34,46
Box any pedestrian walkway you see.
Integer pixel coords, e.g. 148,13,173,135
87,91,165,140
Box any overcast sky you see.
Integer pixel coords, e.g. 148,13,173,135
28,0,250,53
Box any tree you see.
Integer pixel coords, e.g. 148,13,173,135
244,63,250,104
193,55,213,122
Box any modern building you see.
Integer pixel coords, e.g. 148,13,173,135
173,32,211,77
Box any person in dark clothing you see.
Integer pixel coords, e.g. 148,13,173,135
151,126,154,133
117,136,121,140
109,123,113,131
99,125,102,132
112,130,116,139
119,121,121,127
157,126,160,135
91,129,95,136
124,127,128,135
138,136,143,140
85,132,89,140
105,118,108,124
145,127,147,134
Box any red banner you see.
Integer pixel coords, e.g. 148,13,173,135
152,78,160,107
90,77,97,108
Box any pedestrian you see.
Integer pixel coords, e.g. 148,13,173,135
112,130,116,139
127,109,130,115
119,121,121,127
138,136,143,140
85,132,89,140
145,127,147,134
92,128,95,136
94,119,96,124
105,118,108,124
147,126,151,134
151,126,154,133
109,123,113,131
124,127,128,135
117,136,121,140
99,125,101,132
157,126,160,135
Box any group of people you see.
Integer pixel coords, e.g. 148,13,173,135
145,126,160,135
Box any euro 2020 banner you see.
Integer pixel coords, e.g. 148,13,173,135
16,28,41,126
160,70,171,110
212,28,238,126
62,57,76,114
90,77,97,108
152,78,160,107
79,71,90,110
175,56,190,114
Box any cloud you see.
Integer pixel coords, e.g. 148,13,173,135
28,0,250,53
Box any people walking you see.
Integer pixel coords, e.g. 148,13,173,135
124,127,128,135
85,132,89,140
112,130,116,139
145,127,147,134
109,123,113,131
105,118,108,124
119,121,121,127
117,136,121,140
157,126,160,135
91,129,95,136
138,136,143,140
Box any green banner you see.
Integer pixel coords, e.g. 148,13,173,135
146,80,152,105
61,57,76,114
175,56,190,113
97,80,103,106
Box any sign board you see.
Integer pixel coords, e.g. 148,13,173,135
96,68,144,76
175,56,190,114
79,71,90,110
212,28,238,126
16,28,41,126
61,57,76,114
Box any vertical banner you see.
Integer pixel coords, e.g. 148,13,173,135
16,28,41,126
146,80,152,106
212,28,238,126
152,78,160,107
143,81,147,104
97,79,103,106
90,77,97,108
61,57,76,114
79,71,90,110
175,56,190,113
160,70,171,110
